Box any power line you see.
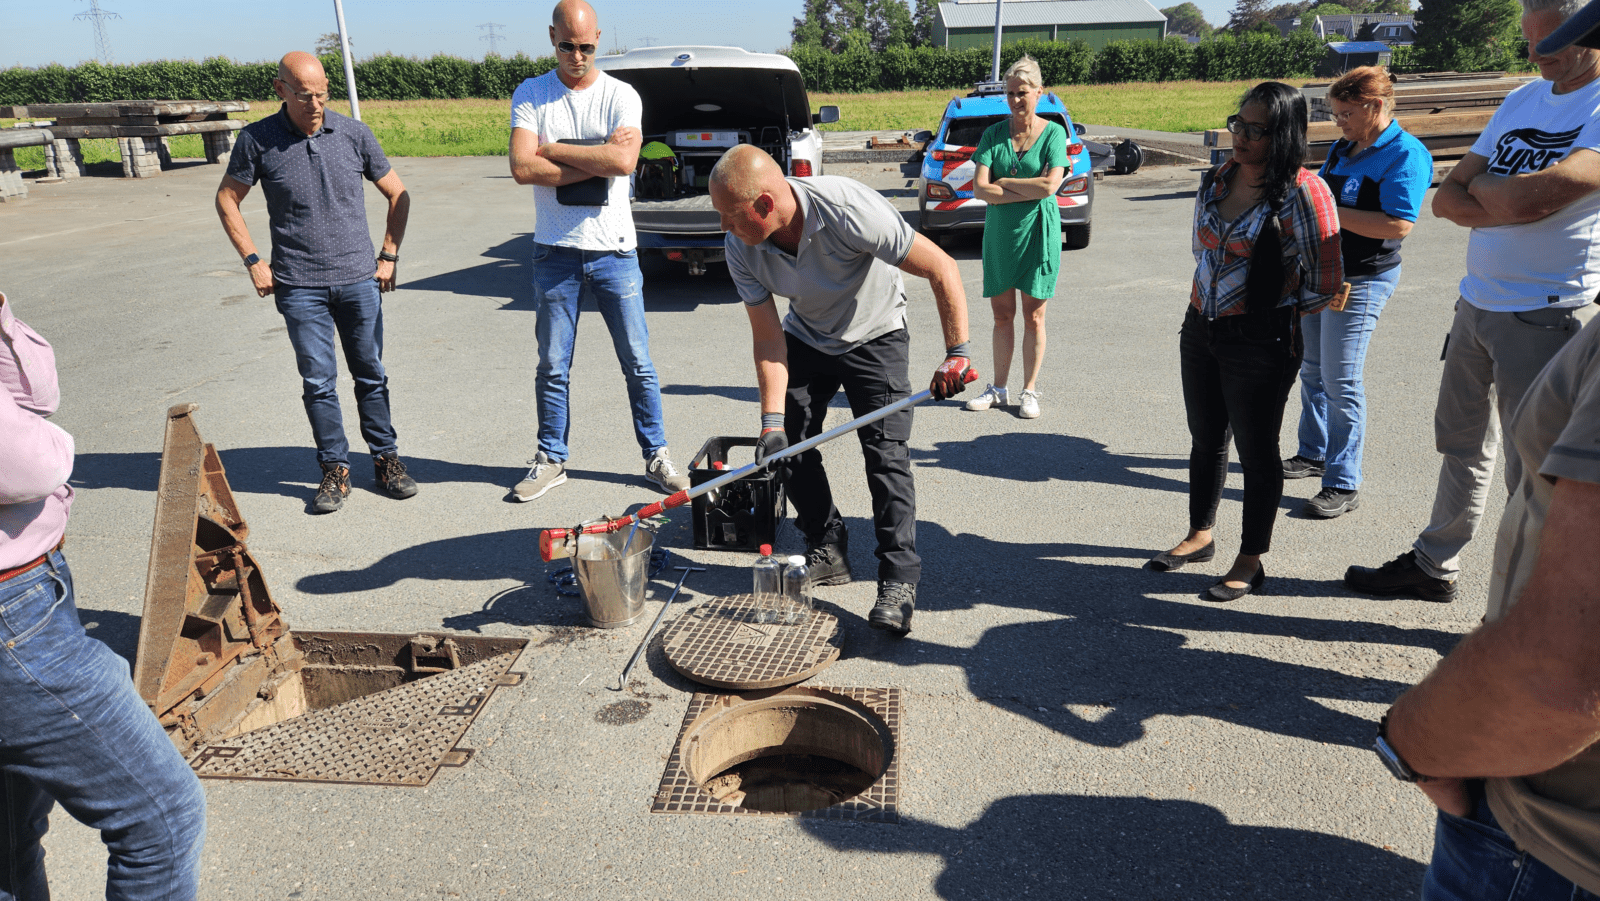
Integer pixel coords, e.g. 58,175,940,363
74,0,120,64
478,22,506,56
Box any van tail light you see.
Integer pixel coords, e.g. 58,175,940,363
931,149,972,162
925,181,955,200
792,159,814,177
1057,175,1089,196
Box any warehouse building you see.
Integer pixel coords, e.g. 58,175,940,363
933,0,1169,52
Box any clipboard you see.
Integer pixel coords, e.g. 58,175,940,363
555,138,610,206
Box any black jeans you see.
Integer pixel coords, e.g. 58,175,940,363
1180,306,1302,556
784,328,919,584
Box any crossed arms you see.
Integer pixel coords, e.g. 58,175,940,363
509,126,642,186
1433,147,1600,227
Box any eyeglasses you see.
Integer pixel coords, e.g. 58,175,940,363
556,41,597,55
1332,104,1373,123
291,90,329,104
1226,115,1268,141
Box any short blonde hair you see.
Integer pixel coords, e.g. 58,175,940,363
1004,55,1042,90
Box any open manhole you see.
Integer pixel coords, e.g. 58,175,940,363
135,405,526,787
653,686,901,822
660,594,841,690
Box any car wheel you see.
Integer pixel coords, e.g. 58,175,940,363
1064,222,1091,250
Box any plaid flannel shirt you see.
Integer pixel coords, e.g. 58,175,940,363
1191,160,1344,318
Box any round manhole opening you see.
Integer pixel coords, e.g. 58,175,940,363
681,688,892,813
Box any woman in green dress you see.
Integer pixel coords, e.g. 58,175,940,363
964,55,1068,420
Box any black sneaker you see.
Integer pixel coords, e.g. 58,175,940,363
374,453,419,499
869,581,916,634
1304,486,1359,518
312,463,350,514
1283,455,1326,480
804,533,852,586
1344,550,1458,603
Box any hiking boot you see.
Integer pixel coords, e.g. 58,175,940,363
373,452,418,499
1282,455,1326,480
1304,486,1359,518
645,448,690,493
312,463,350,514
1345,550,1458,603
869,581,916,634
512,452,566,502
1018,389,1042,419
965,384,1007,411
804,533,853,587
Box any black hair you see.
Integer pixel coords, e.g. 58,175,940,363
1237,81,1308,208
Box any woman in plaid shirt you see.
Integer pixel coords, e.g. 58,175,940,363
1149,81,1344,601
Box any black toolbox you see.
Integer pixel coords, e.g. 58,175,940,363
689,436,785,551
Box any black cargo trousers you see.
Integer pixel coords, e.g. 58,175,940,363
782,327,919,585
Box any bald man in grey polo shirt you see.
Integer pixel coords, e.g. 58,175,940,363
710,145,973,635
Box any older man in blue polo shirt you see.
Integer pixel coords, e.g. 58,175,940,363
215,51,416,514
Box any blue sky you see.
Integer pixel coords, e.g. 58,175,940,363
2,0,1241,70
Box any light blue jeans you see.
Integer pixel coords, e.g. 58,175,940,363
1295,266,1401,491
0,551,206,901
531,243,667,462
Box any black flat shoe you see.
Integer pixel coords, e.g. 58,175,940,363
1204,565,1265,602
1148,541,1216,572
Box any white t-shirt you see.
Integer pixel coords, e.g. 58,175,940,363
1462,78,1600,312
510,70,641,251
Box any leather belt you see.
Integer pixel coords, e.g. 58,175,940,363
0,538,65,585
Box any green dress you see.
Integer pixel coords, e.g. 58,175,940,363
972,119,1068,299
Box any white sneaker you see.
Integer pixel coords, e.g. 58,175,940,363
645,448,690,493
965,384,1008,411
1018,389,1041,419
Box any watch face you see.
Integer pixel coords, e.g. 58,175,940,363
1374,735,1416,782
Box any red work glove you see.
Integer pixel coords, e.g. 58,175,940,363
930,355,974,400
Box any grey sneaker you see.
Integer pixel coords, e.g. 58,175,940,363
312,463,350,514
512,452,566,502
965,384,1007,411
869,581,916,634
645,448,690,493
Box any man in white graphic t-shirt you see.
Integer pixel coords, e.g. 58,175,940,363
1345,0,1600,603
506,0,688,502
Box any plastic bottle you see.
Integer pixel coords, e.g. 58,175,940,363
752,544,782,624
781,554,811,624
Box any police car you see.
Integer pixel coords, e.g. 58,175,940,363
917,83,1094,249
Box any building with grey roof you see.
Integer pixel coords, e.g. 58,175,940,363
934,0,1168,52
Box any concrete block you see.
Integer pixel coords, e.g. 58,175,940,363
0,147,25,201
44,138,84,179
203,130,236,164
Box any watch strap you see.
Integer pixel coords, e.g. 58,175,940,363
377,250,399,262
1375,713,1430,783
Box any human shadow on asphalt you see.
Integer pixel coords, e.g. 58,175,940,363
801,794,1425,899
78,607,142,664
817,520,1460,750
913,431,1213,499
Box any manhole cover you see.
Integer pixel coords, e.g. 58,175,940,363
189,651,522,786
652,686,901,822
660,594,841,690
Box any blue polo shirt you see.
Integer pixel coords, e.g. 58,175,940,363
1318,119,1433,277
226,106,392,287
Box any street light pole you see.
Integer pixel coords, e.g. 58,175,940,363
332,0,362,121
990,0,1004,83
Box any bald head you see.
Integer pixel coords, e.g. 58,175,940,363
710,145,786,205
552,0,598,31
277,51,325,85
710,146,800,248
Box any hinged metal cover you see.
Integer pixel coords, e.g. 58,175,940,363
661,594,841,690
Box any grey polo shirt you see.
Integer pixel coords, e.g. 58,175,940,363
226,106,391,288
726,176,915,356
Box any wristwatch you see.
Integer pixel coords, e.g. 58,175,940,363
1375,713,1431,782
377,250,399,262
243,252,261,268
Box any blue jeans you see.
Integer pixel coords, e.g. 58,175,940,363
0,551,206,901
531,243,667,462
1424,781,1600,901
274,279,397,468
1296,265,1400,491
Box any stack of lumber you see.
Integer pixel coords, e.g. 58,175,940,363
0,101,249,138
1205,109,1494,180
1308,76,1530,121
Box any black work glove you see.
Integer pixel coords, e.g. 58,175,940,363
930,354,974,400
756,427,789,467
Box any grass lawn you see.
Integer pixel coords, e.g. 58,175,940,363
3,80,1259,166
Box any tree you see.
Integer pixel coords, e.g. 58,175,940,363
1226,0,1274,33
791,0,831,49
1307,2,1352,14
1369,0,1412,13
869,0,915,48
1414,0,1521,71
314,32,351,56
912,0,938,46
1162,2,1214,36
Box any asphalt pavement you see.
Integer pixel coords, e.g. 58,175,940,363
0,153,1485,899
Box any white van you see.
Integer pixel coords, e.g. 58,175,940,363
595,46,840,275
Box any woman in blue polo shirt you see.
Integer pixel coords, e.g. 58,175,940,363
1284,66,1433,518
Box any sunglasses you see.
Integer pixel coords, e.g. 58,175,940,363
1226,115,1268,141
556,41,597,55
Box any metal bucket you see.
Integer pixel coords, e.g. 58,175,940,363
574,529,654,628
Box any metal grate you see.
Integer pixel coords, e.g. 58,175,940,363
651,687,901,823
660,594,841,690
189,651,523,787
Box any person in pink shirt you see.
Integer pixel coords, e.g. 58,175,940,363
0,292,207,901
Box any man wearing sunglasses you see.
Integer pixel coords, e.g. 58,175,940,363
215,51,417,515
507,0,689,502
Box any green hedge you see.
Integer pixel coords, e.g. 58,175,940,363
0,53,557,105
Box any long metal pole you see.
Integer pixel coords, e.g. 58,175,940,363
990,0,1004,83
332,0,362,121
